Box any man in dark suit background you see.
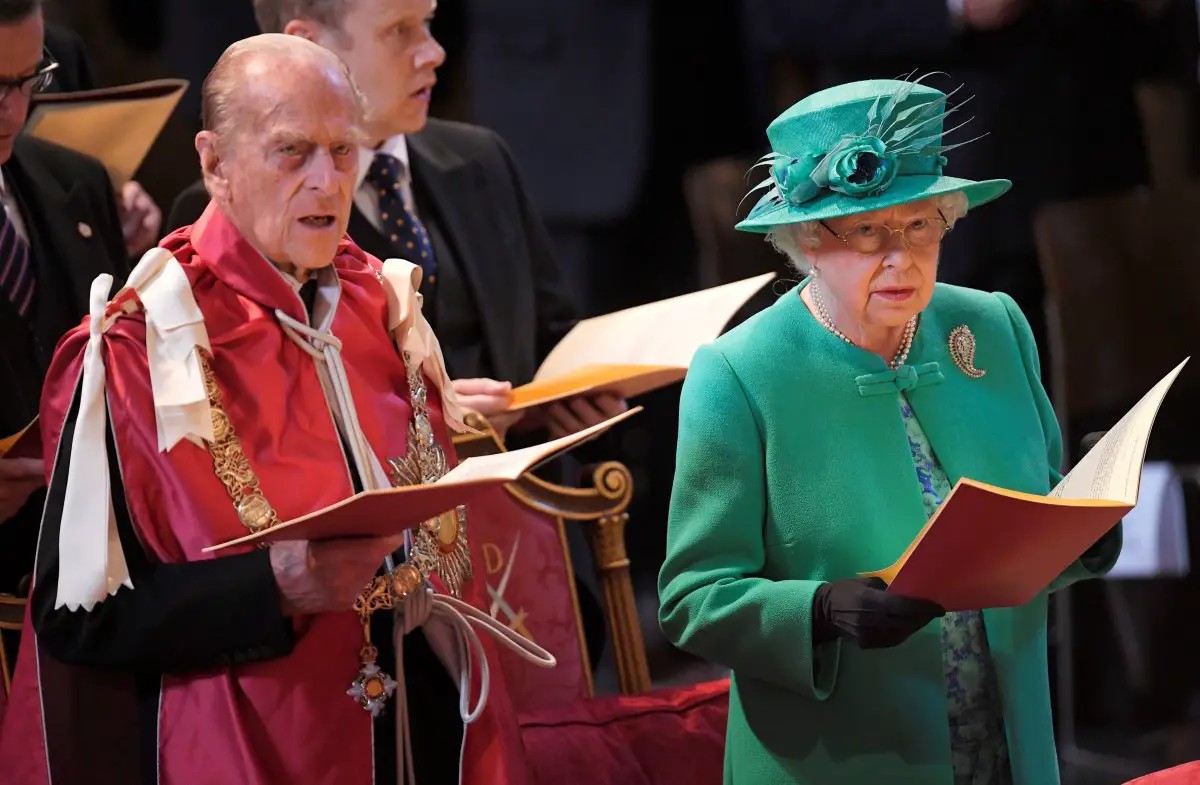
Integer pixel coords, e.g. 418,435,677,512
0,0,129,636
166,0,626,665
465,0,758,319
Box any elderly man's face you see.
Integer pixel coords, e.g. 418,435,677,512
206,66,360,274
0,10,44,164
302,0,443,141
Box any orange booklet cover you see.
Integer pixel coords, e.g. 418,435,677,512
507,364,684,412
204,406,640,552
506,273,774,411
0,417,39,460
26,78,188,185
863,358,1189,611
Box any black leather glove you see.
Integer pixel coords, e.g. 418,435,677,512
812,577,946,649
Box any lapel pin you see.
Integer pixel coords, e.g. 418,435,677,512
948,325,986,379
77,222,93,239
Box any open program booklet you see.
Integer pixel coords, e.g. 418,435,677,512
205,406,640,551
504,273,775,411
26,79,187,186
861,358,1190,611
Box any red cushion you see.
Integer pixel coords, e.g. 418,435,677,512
1125,762,1200,784
518,678,730,785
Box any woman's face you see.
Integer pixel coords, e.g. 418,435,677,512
804,198,947,330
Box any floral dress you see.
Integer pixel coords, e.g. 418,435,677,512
900,394,1013,785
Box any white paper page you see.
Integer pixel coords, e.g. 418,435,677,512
534,273,775,381
1049,358,1189,505
435,407,639,484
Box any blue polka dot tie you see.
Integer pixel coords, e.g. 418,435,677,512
365,152,438,288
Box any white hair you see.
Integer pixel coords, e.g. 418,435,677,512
766,190,970,275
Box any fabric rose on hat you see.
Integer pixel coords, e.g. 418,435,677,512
771,156,822,207
821,136,898,197
767,135,900,208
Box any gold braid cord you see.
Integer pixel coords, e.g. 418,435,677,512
198,341,469,715
200,353,281,534
351,351,473,617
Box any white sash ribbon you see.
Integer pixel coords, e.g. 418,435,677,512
378,259,469,433
56,249,212,612
128,249,213,451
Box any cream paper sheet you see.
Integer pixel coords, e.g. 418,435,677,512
533,273,775,381
1049,357,1190,505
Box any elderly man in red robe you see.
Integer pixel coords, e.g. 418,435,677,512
0,33,552,785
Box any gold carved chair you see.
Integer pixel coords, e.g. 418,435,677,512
453,414,730,785
452,414,651,708
0,592,25,703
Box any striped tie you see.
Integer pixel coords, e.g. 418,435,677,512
0,205,34,318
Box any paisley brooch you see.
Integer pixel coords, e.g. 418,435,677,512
948,325,986,379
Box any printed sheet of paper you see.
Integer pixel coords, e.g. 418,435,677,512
204,407,641,550
439,406,639,482
1049,357,1189,505
25,79,188,185
505,273,775,411
532,273,775,381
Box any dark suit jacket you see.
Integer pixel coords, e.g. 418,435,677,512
466,0,651,223
167,118,579,387
0,136,129,593
466,0,758,227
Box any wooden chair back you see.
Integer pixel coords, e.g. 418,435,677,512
682,156,791,290
1033,184,1200,465
0,593,26,698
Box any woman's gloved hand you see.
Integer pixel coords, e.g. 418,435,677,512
812,577,945,649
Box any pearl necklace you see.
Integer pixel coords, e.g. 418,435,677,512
810,281,918,370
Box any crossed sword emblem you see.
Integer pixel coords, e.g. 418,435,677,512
487,532,535,642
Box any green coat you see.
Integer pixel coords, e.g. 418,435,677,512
658,281,1121,785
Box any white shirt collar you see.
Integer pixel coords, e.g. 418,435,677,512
356,135,410,193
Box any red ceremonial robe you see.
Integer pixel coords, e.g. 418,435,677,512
0,204,530,785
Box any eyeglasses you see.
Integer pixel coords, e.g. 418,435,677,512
0,50,59,102
820,210,951,255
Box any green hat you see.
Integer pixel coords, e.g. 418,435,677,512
736,76,1011,232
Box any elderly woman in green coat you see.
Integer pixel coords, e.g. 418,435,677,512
658,77,1123,785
